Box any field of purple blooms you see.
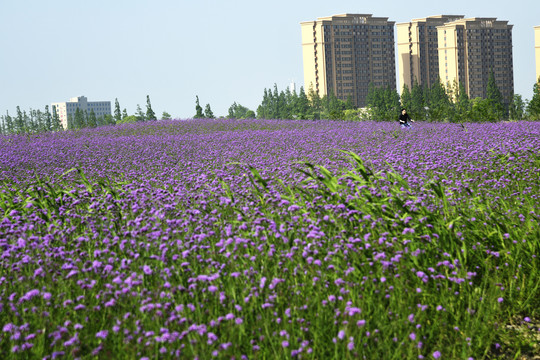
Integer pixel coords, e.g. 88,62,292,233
1,119,540,359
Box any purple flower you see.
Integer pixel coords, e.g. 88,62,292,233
433,351,441,359
95,330,108,339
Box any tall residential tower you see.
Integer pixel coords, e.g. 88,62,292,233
396,15,464,91
301,14,396,107
437,17,514,103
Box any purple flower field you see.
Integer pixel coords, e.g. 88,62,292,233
1,119,539,359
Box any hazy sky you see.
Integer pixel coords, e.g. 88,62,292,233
1,0,538,119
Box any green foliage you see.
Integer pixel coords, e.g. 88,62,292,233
469,97,498,122
228,102,255,119
114,98,122,124
135,104,146,122
74,108,85,129
400,85,412,113
161,111,172,119
509,94,525,121
103,114,115,126
366,83,400,120
410,79,425,120
486,71,506,120
87,109,98,128
254,84,356,120
454,81,470,121
428,79,452,122
146,95,156,121
322,92,345,120
527,77,540,120
194,96,204,118
204,104,215,119
117,115,138,124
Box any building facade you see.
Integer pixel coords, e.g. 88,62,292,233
301,14,396,107
535,26,540,81
437,18,514,103
397,15,464,91
51,96,111,129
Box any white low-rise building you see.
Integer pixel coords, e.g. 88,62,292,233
52,96,111,129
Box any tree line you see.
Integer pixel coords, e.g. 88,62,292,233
197,74,540,122
2,78,540,135
0,95,159,135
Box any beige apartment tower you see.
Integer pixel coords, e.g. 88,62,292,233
437,18,514,103
397,15,464,91
301,14,396,107
535,26,540,81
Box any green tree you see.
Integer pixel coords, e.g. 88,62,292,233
343,108,365,121
102,114,113,125
194,96,204,118
88,109,98,127
257,88,271,119
136,104,145,122
509,94,525,121
323,92,345,120
486,71,506,120
15,106,25,133
24,110,32,133
410,79,425,120
307,84,323,120
122,108,128,119
428,79,452,122
74,108,85,129
470,97,497,122
228,102,255,119
366,84,400,121
117,115,138,124
204,104,214,118
295,87,310,119
51,105,62,131
67,114,74,130
44,105,52,131
454,81,470,121
114,98,122,124
4,111,14,134
162,111,171,119
400,85,412,113
527,77,540,120
146,95,156,120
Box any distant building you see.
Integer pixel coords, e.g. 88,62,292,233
437,17,514,103
535,26,540,81
396,15,464,91
301,14,396,107
51,96,111,129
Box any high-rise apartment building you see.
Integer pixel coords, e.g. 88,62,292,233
52,96,111,129
437,18,514,103
535,26,540,81
397,15,464,91
301,14,396,107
